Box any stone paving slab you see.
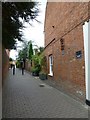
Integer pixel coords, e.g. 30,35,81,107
42,77,86,104
2,69,89,118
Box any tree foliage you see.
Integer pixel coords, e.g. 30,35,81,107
17,40,33,61
28,41,33,60
18,44,28,61
2,2,39,49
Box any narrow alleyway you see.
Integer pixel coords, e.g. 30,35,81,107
2,68,88,118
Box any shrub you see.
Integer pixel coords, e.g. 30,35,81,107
31,65,41,76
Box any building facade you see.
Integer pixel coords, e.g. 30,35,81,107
44,2,90,101
2,47,10,82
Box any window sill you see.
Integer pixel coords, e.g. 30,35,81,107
48,73,53,76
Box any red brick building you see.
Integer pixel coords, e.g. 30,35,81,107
2,47,10,82
44,2,90,102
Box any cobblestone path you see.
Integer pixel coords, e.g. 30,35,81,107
2,69,88,118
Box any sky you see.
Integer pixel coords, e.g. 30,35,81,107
10,0,47,60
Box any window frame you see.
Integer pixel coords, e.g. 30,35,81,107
48,55,53,76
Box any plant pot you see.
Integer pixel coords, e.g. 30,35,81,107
39,73,47,80
32,72,39,76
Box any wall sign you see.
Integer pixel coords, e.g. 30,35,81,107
76,50,82,59
62,50,65,55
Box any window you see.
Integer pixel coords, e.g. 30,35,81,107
49,55,53,76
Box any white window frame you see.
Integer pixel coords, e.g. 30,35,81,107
48,55,53,76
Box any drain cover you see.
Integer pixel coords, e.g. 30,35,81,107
39,84,45,87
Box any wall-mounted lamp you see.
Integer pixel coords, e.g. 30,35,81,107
87,19,89,22
60,38,65,51
82,22,85,25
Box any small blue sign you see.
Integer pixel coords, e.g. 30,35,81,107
76,51,82,59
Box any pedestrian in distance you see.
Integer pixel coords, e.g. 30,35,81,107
11,64,13,69
13,64,15,75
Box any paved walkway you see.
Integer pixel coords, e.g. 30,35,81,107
2,68,89,118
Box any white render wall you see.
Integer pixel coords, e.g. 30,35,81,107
83,20,90,101
88,21,90,101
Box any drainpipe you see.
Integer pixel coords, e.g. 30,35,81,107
83,20,90,106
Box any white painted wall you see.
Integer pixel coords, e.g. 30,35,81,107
83,20,90,101
88,21,90,101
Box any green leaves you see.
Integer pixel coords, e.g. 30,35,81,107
28,41,33,60
2,2,39,49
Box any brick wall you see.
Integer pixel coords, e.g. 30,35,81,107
25,60,32,72
2,47,9,84
44,2,89,94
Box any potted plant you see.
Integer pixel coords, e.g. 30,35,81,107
31,67,38,76
39,71,47,80
31,64,41,76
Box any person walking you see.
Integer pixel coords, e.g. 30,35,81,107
12,64,15,75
